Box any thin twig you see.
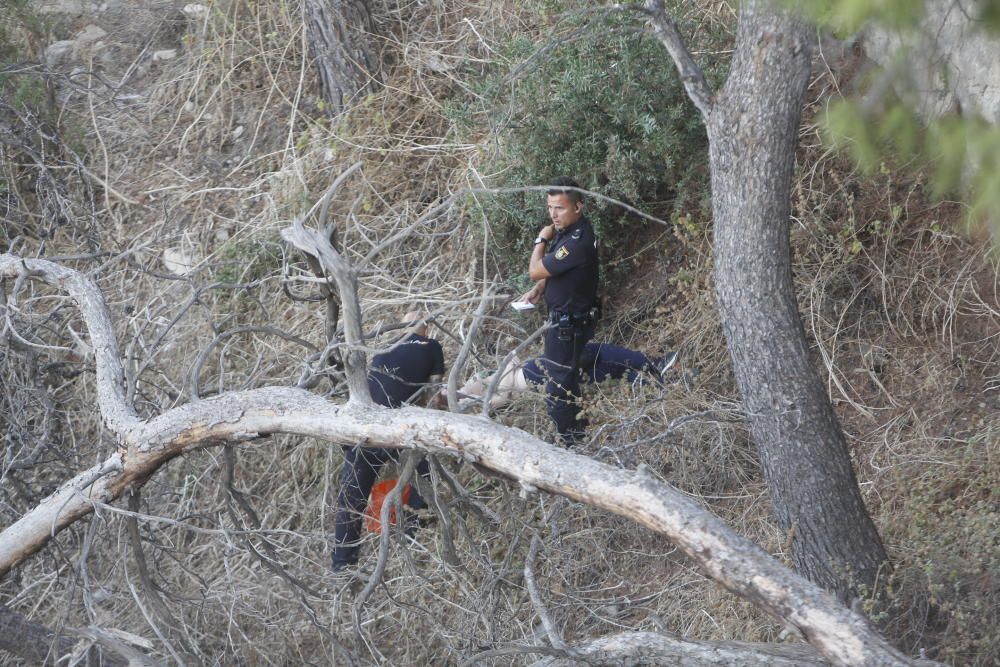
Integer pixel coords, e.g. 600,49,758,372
524,534,569,652
125,490,192,664
447,286,495,411
353,450,419,629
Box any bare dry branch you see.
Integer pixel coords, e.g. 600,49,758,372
0,602,131,667
447,287,494,411
641,0,716,119
524,534,571,654
189,326,318,400
530,631,831,666
125,491,194,664
0,255,139,438
0,253,933,667
281,162,370,402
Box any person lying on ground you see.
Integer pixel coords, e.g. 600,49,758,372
458,342,675,411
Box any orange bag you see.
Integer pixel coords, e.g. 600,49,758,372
363,479,412,533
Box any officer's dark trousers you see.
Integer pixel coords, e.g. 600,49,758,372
332,446,431,567
543,320,595,444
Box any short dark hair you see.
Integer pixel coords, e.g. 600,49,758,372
547,176,583,204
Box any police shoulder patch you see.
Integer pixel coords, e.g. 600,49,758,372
571,229,582,240
555,246,570,260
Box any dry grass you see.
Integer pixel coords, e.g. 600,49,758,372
1,0,998,665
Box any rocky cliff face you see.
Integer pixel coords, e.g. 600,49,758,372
863,0,1000,123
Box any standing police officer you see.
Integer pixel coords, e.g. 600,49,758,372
331,311,444,572
519,177,600,445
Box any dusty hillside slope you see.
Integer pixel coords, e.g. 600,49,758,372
1,0,997,665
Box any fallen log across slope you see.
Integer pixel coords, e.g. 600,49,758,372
0,253,937,667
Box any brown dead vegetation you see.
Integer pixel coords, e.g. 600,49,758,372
1,0,997,665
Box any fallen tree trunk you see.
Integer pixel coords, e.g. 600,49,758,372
0,254,931,667
530,631,829,666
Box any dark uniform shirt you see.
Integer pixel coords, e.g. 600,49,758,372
541,217,599,314
367,333,444,407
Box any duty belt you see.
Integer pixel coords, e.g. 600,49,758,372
549,306,600,325
550,307,599,342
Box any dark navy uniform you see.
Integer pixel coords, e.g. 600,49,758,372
523,342,664,387
366,334,445,408
332,333,444,569
540,217,599,443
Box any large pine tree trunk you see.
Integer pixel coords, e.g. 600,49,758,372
303,0,379,113
707,3,889,603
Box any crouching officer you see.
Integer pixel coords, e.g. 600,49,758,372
519,177,600,446
331,311,444,572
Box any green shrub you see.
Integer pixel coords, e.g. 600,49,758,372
0,1,53,113
214,233,285,285
0,1,30,60
879,428,1000,665
460,1,728,278
0,0,47,67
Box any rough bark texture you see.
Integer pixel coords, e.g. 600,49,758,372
303,0,379,113
706,2,889,602
0,254,932,666
531,632,830,666
281,163,372,403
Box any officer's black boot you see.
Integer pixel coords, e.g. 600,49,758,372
331,553,358,573
556,423,587,448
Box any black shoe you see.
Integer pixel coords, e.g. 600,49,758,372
331,558,357,574
401,508,437,538
557,430,586,448
402,513,420,538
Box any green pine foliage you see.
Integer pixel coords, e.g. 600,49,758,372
0,2,57,115
825,89,1000,237
804,0,1000,237
455,2,728,277
792,0,925,35
983,0,1000,29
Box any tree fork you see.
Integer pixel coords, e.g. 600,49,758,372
645,0,890,603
